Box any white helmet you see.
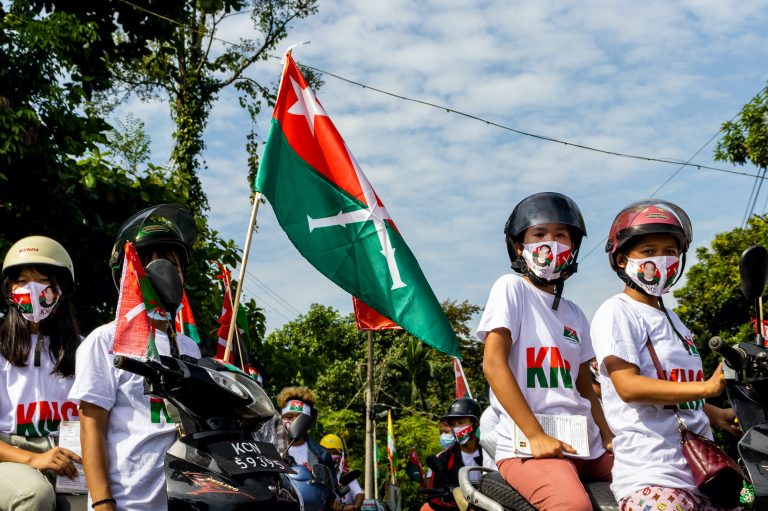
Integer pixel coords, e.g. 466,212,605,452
2,236,75,293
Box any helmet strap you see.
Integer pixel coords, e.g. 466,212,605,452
657,296,692,355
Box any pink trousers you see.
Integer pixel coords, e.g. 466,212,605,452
498,452,614,511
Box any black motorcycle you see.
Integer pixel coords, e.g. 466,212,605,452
113,258,302,510
708,244,768,510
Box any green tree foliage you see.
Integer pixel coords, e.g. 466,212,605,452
0,3,265,349
715,84,768,170
261,299,483,509
111,0,319,212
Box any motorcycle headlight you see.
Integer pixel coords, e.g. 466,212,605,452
208,369,249,400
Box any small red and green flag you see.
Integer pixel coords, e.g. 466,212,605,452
254,52,460,358
405,447,426,487
214,263,262,383
453,357,472,399
112,241,166,359
563,325,581,344
175,291,200,344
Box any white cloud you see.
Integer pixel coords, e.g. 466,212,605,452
116,0,768,332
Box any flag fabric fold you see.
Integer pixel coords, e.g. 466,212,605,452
254,51,460,358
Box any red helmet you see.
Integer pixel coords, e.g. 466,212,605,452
605,200,692,271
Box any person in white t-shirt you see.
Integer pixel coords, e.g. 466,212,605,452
591,200,739,511
478,192,614,511
0,236,82,511
70,204,202,511
320,433,364,511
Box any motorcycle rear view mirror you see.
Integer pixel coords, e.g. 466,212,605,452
339,469,361,487
145,259,184,326
739,245,768,301
311,463,334,489
288,413,312,442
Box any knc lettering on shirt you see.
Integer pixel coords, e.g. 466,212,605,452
16,400,78,436
669,368,705,410
526,347,573,389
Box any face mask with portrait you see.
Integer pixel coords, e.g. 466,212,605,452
439,432,455,449
521,241,573,281
625,255,679,296
11,282,61,324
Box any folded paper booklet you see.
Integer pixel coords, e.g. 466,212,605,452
512,414,590,458
55,420,88,494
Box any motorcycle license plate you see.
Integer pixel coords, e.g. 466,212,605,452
208,440,293,475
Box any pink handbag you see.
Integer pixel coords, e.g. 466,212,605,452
646,338,747,508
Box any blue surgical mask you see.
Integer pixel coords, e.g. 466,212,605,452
439,432,455,449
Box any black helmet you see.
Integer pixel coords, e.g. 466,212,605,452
109,204,196,287
504,192,587,275
442,398,482,423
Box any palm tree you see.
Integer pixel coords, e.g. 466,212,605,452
391,337,437,411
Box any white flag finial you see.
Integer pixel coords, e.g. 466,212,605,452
284,41,311,60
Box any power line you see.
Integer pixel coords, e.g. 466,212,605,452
579,106,751,262
116,0,765,182
244,268,302,316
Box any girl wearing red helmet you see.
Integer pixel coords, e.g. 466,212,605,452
478,192,613,511
591,200,738,511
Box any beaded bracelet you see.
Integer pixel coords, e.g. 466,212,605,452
91,498,116,508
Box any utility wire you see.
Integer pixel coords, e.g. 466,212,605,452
579,125,731,261
245,268,302,316
117,0,764,182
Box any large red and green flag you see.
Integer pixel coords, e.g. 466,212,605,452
254,52,460,358
112,242,166,359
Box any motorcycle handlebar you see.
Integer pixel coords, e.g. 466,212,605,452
708,336,747,370
113,355,159,380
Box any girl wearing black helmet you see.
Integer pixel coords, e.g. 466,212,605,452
591,200,738,511
69,204,202,511
0,236,82,511
478,192,613,511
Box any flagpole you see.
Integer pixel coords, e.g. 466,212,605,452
364,329,374,500
224,193,261,362
456,357,473,400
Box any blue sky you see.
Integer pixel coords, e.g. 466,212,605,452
122,0,768,334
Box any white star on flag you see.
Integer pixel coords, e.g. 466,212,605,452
287,76,327,136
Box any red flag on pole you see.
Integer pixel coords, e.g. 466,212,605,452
454,357,472,399
352,296,402,331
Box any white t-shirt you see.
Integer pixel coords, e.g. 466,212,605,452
476,274,605,462
342,478,363,505
591,293,710,501
289,442,310,469
0,334,79,436
460,449,482,481
68,322,200,511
